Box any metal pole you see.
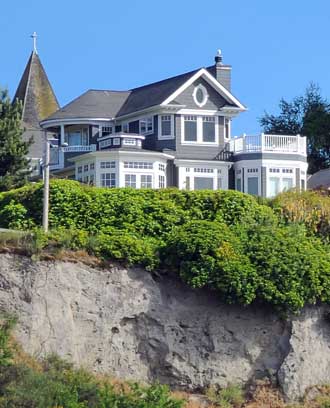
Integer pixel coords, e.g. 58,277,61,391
42,132,50,233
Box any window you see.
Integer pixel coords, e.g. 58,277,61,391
90,163,95,170
77,166,82,174
269,168,281,173
247,168,258,173
101,173,116,188
194,177,214,190
124,161,153,169
100,161,116,169
203,116,215,142
217,178,223,190
301,179,306,190
113,138,120,146
236,178,242,192
159,115,173,139
192,84,208,107
159,163,165,172
247,177,259,195
99,139,112,149
224,118,230,140
140,117,153,134
159,175,165,188
282,178,293,191
125,174,137,188
89,174,94,185
282,168,293,173
141,175,153,188
123,138,136,146
84,164,89,172
186,168,190,172
184,116,197,142
194,168,214,173
122,123,129,133
269,177,280,197
102,126,113,137
185,176,190,190
65,129,88,146
182,115,217,144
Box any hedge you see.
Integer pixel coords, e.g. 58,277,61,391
1,180,330,313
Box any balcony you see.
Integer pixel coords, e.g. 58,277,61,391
229,134,307,156
50,144,97,170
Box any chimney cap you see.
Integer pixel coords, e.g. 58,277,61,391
215,49,223,64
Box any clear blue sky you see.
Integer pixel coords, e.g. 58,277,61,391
1,0,329,135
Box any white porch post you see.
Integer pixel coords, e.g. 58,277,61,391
60,125,65,145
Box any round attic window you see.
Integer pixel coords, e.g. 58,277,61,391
193,84,208,107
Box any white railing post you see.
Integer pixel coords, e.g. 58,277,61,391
261,132,264,152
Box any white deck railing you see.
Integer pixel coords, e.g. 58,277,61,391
229,133,307,156
49,144,97,168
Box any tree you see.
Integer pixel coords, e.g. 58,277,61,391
259,83,330,174
0,88,32,191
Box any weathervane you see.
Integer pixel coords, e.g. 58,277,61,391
31,32,38,54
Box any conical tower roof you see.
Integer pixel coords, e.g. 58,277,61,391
13,51,59,129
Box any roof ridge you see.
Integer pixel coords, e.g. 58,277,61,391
129,67,202,92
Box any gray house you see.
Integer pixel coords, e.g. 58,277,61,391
37,50,307,197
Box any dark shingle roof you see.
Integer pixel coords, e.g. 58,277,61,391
43,65,230,122
14,51,59,128
45,90,131,121
308,168,330,189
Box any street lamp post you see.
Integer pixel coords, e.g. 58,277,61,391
42,132,68,232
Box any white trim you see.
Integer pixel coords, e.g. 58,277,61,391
161,68,246,111
158,114,175,140
180,115,219,146
139,116,154,135
192,84,209,107
69,149,175,163
41,118,114,128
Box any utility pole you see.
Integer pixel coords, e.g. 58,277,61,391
42,132,50,232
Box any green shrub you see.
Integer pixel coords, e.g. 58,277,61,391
272,190,330,241
206,384,244,407
0,200,35,230
163,220,258,305
0,314,16,367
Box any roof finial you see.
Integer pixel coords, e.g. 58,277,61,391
215,49,223,64
31,32,38,54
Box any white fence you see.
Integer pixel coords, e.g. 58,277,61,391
229,134,307,156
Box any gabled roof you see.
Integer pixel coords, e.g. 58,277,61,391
42,65,245,123
13,51,59,128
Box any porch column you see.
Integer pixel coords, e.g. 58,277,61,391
60,125,65,145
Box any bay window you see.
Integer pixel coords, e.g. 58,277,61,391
141,175,153,188
101,173,116,188
125,174,137,188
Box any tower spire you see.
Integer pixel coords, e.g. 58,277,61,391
31,32,38,54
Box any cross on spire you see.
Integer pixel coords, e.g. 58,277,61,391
31,32,38,54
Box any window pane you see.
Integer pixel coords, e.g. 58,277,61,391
203,121,215,142
141,175,152,188
282,178,293,192
269,177,280,197
161,119,171,136
125,174,136,188
247,177,258,195
194,177,214,190
66,132,81,146
301,179,305,190
184,121,197,141
236,178,242,192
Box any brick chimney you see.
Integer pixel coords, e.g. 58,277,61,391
214,49,232,91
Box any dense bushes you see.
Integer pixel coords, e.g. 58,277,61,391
1,180,330,313
0,316,183,408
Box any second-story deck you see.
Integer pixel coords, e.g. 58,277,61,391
229,133,307,156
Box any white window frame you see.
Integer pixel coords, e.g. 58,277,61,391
192,84,209,108
158,114,175,140
123,138,136,146
139,116,154,135
181,115,219,145
158,174,166,189
224,118,231,141
140,174,153,188
125,174,137,188
113,138,120,146
266,167,295,197
101,172,116,188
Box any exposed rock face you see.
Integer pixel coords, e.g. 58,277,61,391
0,253,329,401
